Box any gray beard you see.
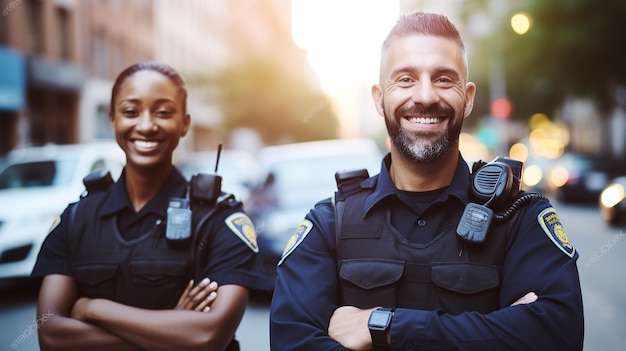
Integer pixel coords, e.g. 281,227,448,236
392,128,452,163
382,99,461,164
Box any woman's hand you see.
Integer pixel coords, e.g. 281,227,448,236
511,292,537,306
175,278,218,312
70,296,92,321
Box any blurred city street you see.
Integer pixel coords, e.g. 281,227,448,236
1,199,625,351
1,0,626,350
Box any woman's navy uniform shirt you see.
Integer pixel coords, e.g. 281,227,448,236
32,168,270,303
270,153,584,350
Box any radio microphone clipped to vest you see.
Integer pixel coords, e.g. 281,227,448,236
166,144,224,249
165,197,192,248
456,158,522,247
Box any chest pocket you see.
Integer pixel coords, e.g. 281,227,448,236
73,264,119,300
338,259,501,313
128,260,189,309
339,259,404,309
432,262,501,314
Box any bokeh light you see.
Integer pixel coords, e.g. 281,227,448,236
526,113,569,159
548,166,570,188
460,132,491,164
509,142,529,162
511,13,531,35
523,165,543,187
600,183,625,208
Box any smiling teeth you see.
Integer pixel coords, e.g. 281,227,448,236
410,117,439,124
134,140,159,148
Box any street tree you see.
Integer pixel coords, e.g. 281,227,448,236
504,0,626,119
202,58,340,146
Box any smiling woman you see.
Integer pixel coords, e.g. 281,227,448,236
31,62,271,351
110,66,190,177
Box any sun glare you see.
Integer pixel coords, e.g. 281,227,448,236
291,0,399,94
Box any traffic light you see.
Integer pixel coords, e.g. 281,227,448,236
491,98,512,120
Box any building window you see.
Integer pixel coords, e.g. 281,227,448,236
27,0,43,54
0,0,7,45
58,8,70,60
114,40,125,76
95,104,113,139
93,33,107,78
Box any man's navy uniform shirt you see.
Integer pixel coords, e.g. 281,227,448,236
270,153,584,350
33,168,270,301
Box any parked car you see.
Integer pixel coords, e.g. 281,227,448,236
548,152,610,203
176,149,260,204
599,176,626,226
246,139,383,281
0,141,125,280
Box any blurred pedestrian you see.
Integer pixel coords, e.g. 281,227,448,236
32,61,270,351
269,11,584,350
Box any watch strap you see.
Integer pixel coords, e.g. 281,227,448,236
369,308,393,350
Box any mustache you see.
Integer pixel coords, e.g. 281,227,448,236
396,103,454,117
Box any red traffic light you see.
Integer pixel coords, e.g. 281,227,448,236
491,98,512,119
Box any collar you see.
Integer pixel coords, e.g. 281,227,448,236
362,152,471,218
100,167,188,218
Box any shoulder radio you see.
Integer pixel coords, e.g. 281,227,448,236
456,157,545,247
166,145,224,248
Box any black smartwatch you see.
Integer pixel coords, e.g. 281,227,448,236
368,308,393,350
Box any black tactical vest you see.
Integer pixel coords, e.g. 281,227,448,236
67,170,242,350
335,176,513,315
68,190,192,309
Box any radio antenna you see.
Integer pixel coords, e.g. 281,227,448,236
214,143,223,173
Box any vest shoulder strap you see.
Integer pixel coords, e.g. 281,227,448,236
335,168,370,202
81,170,115,198
70,170,115,229
190,191,241,282
333,168,373,248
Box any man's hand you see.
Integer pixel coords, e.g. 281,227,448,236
511,292,537,306
326,292,537,350
328,306,378,351
175,278,218,312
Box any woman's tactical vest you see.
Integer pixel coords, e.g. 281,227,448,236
67,171,234,310
68,189,191,309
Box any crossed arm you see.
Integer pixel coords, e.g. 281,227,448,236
328,292,539,351
37,274,247,351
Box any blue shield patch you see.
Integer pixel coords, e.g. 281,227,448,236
278,220,313,266
538,207,575,258
225,212,259,253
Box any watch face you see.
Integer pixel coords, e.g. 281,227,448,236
370,310,391,327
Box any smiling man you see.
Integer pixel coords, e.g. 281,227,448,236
269,11,584,351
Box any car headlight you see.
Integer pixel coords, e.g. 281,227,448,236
600,184,625,208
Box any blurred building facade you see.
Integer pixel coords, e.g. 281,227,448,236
0,0,318,157
224,0,319,90
77,0,155,145
1,0,87,155
0,0,157,156
153,0,228,154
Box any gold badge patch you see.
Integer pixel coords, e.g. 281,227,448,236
538,207,575,258
278,220,313,266
225,212,259,253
